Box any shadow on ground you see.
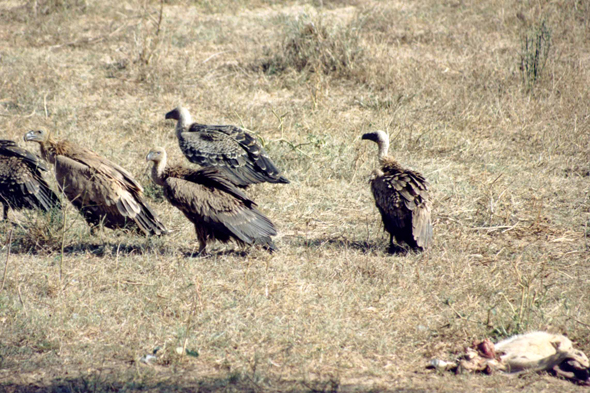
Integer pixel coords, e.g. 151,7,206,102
288,236,415,255
0,240,176,258
0,372,430,393
2,238,254,259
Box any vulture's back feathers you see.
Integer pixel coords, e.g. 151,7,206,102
39,137,166,235
168,108,289,187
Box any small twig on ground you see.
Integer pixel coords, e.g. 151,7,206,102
182,278,203,355
277,139,312,157
43,93,49,118
271,108,286,139
154,0,164,37
120,280,154,286
470,224,518,233
1,229,13,291
202,51,232,64
233,111,248,131
59,206,67,286
17,284,26,315
116,242,121,292
572,318,590,329
426,163,452,176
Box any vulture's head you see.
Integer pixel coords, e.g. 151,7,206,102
165,107,191,121
24,129,49,143
361,130,388,145
146,147,167,164
362,130,390,160
165,107,193,129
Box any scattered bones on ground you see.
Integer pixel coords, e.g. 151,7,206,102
429,331,590,386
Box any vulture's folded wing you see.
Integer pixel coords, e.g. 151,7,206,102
165,176,276,245
0,141,60,212
371,169,432,249
63,146,144,193
55,155,166,235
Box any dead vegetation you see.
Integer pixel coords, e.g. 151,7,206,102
259,11,365,77
0,0,589,391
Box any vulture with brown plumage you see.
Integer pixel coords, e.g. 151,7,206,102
146,147,277,254
165,106,289,187
362,130,432,251
24,130,167,236
0,140,61,220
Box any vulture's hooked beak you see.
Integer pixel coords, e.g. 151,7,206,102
165,109,178,120
146,152,155,162
361,132,377,142
24,130,41,142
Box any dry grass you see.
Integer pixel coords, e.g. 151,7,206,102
0,0,589,391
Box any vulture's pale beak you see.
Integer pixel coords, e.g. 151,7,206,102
24,130,40,142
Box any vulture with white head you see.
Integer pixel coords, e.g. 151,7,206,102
362,130,432,251
146,147,277,254
0,140,61,219
24,130,167,235
165,106,289,187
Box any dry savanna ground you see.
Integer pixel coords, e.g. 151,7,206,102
0,0,589,391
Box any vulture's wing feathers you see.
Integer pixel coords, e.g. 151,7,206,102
370,169,432,249
182,167,254,206
371,174,410,234
412,202,432,249
0,140,60,214
55,155,132,223
179,124,289,186
63,146,144,193
0,140,48,171
197,124,284,176
164,174,276,246
54,154,165,235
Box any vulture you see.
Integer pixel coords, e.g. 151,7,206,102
23,130,168,236
0,140,61,219
146,147,277,254
362,130,432,251
165,106,289,187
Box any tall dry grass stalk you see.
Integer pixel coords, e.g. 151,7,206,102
0,229,13,291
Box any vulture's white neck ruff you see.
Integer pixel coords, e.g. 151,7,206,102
375,130,390,163
150,154,168,187
176,107,193,130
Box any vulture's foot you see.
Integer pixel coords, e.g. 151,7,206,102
387,243,409,255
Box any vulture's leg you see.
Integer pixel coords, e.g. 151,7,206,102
387,233,398,253
194,225,208,256
387,236,407,255
2,203,7,221
89,225,105,245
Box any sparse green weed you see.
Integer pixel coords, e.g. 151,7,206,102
520,21,551,91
